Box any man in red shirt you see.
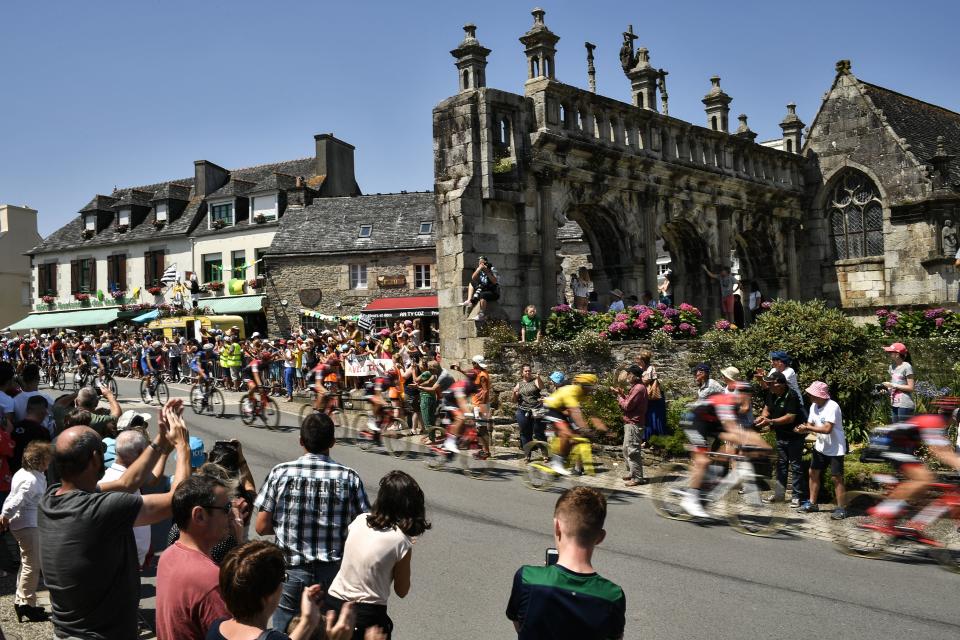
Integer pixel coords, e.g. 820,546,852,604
155,474,236,640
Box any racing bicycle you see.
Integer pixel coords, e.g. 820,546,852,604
239,386,280,429
139,372,169,405
190,377,225,418
652,447,785,537
425,412,492,478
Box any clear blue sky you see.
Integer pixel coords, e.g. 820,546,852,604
3,0,959,236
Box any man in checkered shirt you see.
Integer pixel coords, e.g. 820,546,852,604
255,412,370,632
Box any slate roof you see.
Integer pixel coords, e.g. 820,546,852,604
112,189,153,208
267,191,436,256
862,82,960,188
206,178,256,200
250,172,298,194
29,157,320,255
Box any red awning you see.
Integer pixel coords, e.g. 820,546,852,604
363,296,438,312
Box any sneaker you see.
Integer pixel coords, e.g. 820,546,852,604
624,478,647,487
790,498,801,508
762,495,784,504
831,508,847,520
680,493,709,518
549,456,571,476
443,438,459,454
476,312,486,322
473,450,490,461
798,501,819,513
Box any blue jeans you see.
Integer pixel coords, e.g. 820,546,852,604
891,406,914,422
775,438,805,501
284,367,295,399
516,409,545,451
273,561,341,633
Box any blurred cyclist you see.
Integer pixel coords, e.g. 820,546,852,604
541,373,607,476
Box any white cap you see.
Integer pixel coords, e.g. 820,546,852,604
471,354,488,369
251,332,261,339
117,410,151,431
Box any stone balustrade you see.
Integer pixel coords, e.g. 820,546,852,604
525,79,803,190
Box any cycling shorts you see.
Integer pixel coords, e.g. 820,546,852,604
241,368,258,383
543,409,578,432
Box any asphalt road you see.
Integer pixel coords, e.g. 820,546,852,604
113,379,960,640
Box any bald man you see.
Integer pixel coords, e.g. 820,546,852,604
39,400,192,640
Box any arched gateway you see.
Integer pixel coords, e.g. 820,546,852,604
434,12,806,359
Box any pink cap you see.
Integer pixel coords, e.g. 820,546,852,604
883,342,908,355
805,381,830,399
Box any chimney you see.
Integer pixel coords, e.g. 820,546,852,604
314,134,359,197
194,160,230,197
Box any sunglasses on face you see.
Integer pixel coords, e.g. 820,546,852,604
203,502,232,515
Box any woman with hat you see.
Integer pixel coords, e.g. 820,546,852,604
795,381,847,519
608,289,626,313
882,342,915,422
637,350,666,444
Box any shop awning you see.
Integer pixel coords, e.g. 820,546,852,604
6,308,120,331
362,296,438,320
203,295,265,315
132,309,160,323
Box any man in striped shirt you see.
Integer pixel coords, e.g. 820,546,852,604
254,413,370,632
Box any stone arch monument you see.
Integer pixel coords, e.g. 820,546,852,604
434,10,807,358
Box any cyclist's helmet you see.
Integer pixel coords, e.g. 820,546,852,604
152,341,162,349
203,343,214,351
549,371,566,385
573,373,598,387
83,337,92,343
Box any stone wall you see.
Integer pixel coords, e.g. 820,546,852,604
803,68,960,308
485,339,705,417
263,250,436,335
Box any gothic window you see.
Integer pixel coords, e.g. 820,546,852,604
829,171,884,260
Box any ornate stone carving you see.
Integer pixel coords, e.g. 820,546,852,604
619,25,638,72
942,218,958,257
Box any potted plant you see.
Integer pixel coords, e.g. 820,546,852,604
153,219,166,230
254,213,267,224
212,219,226,230
206,281,225,292
74,292,91,303
110,289,126,301
247,276,264,289
147,285,164,296
41,295,55,305
117,224,129,233
81,229,94,240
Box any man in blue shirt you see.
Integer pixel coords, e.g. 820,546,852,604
608,289,625,313
506,487,625,639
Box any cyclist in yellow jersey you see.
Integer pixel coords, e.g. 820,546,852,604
542,373,606,475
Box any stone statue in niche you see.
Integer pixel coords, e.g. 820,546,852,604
942,219,958,257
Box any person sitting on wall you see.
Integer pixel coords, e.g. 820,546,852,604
461,256,499,322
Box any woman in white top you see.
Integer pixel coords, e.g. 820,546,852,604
570,267,592,311
882,342,915,422
0,441,52,621
327,470,430,639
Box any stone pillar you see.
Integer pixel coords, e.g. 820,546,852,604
642,192,659,295
785,220,800,299
717,207,732,268
537,175,557,316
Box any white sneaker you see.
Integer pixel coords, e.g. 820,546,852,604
443,437,459,453
145,395,153,404
680,492,709,518
367,419,380,432
549,457,571,476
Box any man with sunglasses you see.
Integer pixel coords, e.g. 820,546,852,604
39,400,192,640
755,370,806,507
156,474,238,640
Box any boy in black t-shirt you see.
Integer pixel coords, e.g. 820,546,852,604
506,487,625,640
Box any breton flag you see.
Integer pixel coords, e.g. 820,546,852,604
160,264,178,285
357,314,374,332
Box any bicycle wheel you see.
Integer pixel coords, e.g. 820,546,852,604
927,516,960,574
239,397,256,426
460,443,490,479
208,389,225,418
154,381,169,406
383,420,411,459
55,369,66,391
424,427,446,446
139,379,150,403
298,403,314,425
100,376,118,398
522,440,550,464
832,491,889,560
189,385,206,414
651,463,695,521
524,459,556,491
725,481,784,537
260,398,280,430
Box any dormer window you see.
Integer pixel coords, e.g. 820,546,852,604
251,193,278,223
155,202,168,222
418,222,433,235
84,215,97,231
210,202,234,229
117,209,131,227
358,225,372,238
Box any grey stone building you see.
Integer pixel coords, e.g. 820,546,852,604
263,191,437,335
800,60,960,314
433,13,806,358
